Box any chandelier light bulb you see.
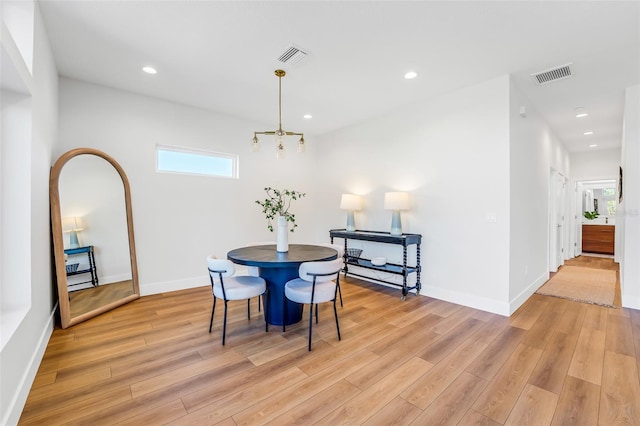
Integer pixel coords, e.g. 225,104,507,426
251,134,260,152
298,136,306,153
276,142,286,160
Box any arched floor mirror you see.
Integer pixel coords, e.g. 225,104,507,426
50,148,140,328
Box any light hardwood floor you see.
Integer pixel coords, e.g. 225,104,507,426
69,281,135,317
20,258,640,425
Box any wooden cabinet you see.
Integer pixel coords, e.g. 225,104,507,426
582,225,615,255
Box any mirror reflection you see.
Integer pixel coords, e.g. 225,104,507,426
59,155,134,317
51,148,139,328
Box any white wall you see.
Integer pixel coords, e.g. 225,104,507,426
620,85,640,309
0,2,58,424
508,81,570,312
315,76,513,314
571,148,621,181
58,78,322,296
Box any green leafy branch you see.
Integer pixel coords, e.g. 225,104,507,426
584,211,599,220
255,187,306,232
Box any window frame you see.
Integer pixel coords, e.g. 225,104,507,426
155,144,238,179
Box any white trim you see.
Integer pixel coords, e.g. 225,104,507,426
100,273,134,285
140,275,207,296
622,295,640,310
3,305,56,426
140,265,256,296
509,271,549,315
421,284,510,317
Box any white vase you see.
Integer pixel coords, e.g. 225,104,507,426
276,216,289,252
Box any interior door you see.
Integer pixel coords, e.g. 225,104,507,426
575,182,583,257
549,170,566,272
555,173,566,268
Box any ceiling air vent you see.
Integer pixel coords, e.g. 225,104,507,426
276,45,309,67
531,63,573,85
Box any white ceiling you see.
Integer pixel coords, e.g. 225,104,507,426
39,0,639,153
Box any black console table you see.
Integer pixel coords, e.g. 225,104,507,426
329,229,422,299
64,245,98,289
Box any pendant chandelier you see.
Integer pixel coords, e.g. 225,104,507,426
252,69,305,159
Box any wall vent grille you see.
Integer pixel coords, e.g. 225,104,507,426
277,45,308,66
531,63,573,85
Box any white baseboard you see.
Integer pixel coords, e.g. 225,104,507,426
346,269,512,316
622,293,640,310
100,273,133,285
3,305,56,426
140,275,207,296
508,271,549,315
422,284,510,316
139,265,255,296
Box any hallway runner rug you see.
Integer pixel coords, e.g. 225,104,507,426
536,265,617,308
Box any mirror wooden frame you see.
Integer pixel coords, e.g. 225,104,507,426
50,148,140,328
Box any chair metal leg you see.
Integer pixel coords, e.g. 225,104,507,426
264,290,269,333
209,296,217,333
333,299,341,341
222,300,228,345
308,302,314,351
282,295,286,332
337,282,343,307
315,303,319,324
247,299,251,320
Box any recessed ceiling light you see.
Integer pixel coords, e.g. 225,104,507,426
589,144,598,148
142,66,157,74
575,107,588,118
584,131,594,136
404,71,418,80
303,114,312,119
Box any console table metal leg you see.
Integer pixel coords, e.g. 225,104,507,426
416,243,422,294
401,246,408,300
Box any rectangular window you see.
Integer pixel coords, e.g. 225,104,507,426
156,145,238,179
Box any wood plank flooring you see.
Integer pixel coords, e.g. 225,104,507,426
20,257,640,425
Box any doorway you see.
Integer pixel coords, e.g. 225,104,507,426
573,179,617,258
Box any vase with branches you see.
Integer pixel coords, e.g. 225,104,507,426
255,187,306,232
256,187,306,253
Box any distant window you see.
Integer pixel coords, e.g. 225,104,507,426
607,200,616,216
603,188,615,196
156,145,238,179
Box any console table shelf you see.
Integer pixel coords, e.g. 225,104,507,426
329,229,422,299
64,245,98,290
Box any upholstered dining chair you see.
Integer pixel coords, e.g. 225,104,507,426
283,258,343,351
207,255,268,345
319,243,346,306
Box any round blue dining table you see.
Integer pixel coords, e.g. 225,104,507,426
227,244,338,326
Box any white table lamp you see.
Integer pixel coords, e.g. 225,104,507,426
340,194,362,232
384,192,409,236
62,216,84,248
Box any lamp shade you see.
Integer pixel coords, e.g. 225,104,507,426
340,194,362,211
62,216,84,232
384,192,409,211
